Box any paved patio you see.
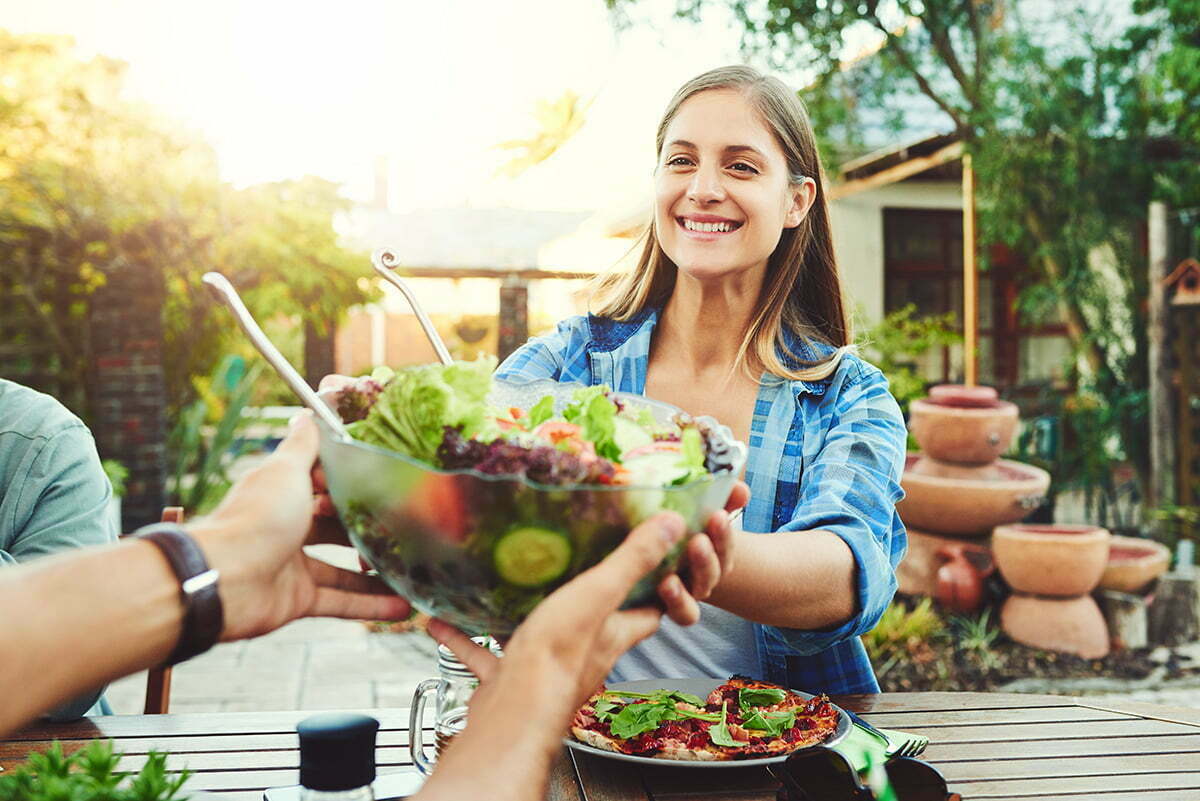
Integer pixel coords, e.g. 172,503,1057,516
105,545,438,714
105,617,436,713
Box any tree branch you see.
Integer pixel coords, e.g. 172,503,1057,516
1024,210,1109,379
924,1,979,108
866,12,970,133
966,0,984,98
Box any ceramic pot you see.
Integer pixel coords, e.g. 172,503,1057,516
896,528,993,604
935,543,995,614
927,384,1000,408
992,523,1111,596
1098,535,1171,594
908,397,1020,464
899,455,1050,537
1001,593,1110,659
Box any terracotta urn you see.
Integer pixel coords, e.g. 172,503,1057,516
896,528,994,613
908,397,1020,465
899,455,1050,537
935,543,995,614
992,523,1112,597
1098,535,1171,594
1001,593,1110,659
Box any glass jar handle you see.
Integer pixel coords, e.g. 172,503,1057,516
409,678,443,775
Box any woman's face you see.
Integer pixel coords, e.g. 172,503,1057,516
654,89,812,284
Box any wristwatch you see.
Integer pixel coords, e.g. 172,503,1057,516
134,523,225,666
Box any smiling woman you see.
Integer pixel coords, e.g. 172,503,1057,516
497,65,908,697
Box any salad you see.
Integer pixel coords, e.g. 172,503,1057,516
331,356,738,488
319,356,743,633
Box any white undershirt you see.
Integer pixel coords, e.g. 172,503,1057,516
609,602,760,682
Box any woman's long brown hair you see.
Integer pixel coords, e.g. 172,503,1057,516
590,65,851,382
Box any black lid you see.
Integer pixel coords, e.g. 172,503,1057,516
297,713,380,791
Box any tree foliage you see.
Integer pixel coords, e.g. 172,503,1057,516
0,31,375,418
606,0,1199,501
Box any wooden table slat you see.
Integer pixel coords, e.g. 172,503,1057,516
0,729,429,765
922,732,1200,762
1078,700,1200,727
637,764,777,795
868,718,1187,743
570,751,649,801
546,751,585,801
938,751,1200,782
5,745,420,774
1011,793,1200,801
862,706,1130,728
3,709,414,740
953,771,1200,798
832,692,1083,714
162,765,416,793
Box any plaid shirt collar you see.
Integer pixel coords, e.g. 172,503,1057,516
585,308,834,397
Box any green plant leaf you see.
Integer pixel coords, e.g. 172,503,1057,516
708,703,739,747
738,687,787,708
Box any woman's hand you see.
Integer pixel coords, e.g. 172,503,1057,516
676,480,748,611
191,412,410,641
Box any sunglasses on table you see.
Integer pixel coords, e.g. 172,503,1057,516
769,746,962,801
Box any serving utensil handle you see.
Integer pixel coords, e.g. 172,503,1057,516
371,248,454,366
200,272,348,436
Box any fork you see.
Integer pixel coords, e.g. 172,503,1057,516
875,726,929,758
844,710,929,758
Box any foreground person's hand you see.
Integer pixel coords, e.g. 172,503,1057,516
191,412,410,641
418,512,692,801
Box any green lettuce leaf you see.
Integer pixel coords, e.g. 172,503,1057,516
672,426,707,485
563,386,621,461
350,355,497,463
527,395,555,428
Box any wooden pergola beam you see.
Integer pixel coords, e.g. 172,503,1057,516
828,141,964,200
390,266,596,281
962,152,977,386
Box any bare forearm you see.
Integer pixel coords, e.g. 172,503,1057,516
707,530,857,629
0,539,181,734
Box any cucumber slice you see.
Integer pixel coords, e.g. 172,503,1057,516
493,526,573,587
613,415,654,456
622,450,690,486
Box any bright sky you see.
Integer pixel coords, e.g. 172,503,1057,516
0,0,807,213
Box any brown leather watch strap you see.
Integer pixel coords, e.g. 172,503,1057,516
135,523,225,666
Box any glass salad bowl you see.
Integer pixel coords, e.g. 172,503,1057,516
317,378,747,636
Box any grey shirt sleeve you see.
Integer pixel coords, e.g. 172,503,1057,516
0,422,118,719
1,423,118,564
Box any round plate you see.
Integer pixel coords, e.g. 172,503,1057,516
564,678,851,768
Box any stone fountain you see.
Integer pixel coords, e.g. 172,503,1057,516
895,384,1051,613
895,384,1124,659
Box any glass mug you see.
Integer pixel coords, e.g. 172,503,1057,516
409,636,501,775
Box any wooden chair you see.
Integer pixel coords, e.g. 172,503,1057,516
142,506,182,714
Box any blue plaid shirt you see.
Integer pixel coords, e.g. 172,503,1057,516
497,309,907,694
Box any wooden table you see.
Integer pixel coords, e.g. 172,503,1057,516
5,692,1200,800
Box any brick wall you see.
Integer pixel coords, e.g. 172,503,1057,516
88,268,168,531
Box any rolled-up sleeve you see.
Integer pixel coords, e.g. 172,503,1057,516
496,317,586,382
772,367,907,654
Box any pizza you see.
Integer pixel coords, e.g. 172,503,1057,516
570,675,840,761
